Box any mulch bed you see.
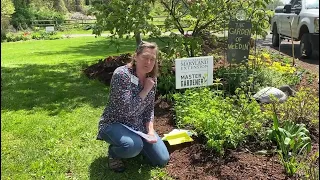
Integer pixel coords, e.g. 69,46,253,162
83,53,319,180
153,97,319,180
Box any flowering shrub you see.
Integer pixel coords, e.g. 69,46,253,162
2,31,62,42
249,53,296,74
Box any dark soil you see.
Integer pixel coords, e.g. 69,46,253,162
154,98,318,180
82,53,132,85
83,52,319,180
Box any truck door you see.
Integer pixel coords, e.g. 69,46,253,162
281,0,301,36
290,0,302,38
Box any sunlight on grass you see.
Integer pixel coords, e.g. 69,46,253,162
1,36,136,66
1,37,171,179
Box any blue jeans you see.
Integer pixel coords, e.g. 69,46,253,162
98,123,170,167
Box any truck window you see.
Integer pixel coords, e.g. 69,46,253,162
306,0,319,9
292,0,302,8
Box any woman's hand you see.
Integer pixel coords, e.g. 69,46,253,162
144,77,155,92
146,131,158,144
139,78,155,100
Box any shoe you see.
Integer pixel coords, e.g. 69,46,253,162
108,156,125,173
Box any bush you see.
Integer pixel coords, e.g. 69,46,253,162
156,49,178,99
1,31,7,42
11,6,65,30
263,88,319,128
3,30,60,42
174,87,267,155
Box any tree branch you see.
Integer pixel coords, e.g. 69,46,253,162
184,42,190,57
160,0,185,35
192,19,201,36
196,0,231,33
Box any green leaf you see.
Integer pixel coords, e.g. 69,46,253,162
284,137,291,145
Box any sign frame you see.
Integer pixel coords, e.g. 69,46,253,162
175,56,214,89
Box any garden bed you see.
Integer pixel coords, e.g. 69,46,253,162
83,52,319,179
153,96,319,180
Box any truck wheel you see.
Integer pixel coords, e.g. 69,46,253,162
300,34,312,59
272,26,280,47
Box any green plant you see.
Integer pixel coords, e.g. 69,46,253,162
264,88,319,127
299,151,319,180
156,50,177,97
267,103,312,176
92,0,271,56
174,87,266,155
1,31,7,42
306,73,317,84
11,6,65,31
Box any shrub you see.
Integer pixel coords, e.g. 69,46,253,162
1,31,7,42
156,49,178,98
11,6,65,30
263,88,319,128
174,87,267,155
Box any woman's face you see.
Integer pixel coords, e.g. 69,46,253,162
135,48,157,74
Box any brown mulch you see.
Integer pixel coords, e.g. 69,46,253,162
83,53,132,85
154,97,318,180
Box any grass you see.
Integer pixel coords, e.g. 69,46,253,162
1,37,172,179
56,29,95,35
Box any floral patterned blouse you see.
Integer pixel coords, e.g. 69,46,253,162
96,65,156,140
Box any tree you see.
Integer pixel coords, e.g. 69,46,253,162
1,0,15,18
266,0,283,10
1,0,15,32
53,0,68,13
91,0,157,46
75,0,84,12
92,0,272,57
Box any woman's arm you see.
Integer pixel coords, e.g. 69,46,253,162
146,121,155,135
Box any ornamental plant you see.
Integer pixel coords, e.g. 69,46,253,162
263,87,319,128
173,86,267,155
267,102,311,176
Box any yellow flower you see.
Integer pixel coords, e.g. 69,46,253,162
261,53,271,60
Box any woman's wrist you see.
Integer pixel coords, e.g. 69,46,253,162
139,89,149,100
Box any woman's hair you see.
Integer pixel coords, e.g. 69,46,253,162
130,41,159,78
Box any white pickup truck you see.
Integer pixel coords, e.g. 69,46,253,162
270,0,319,58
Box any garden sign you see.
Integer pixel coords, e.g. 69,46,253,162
175,56,213,89
45,26,55,33
227,20,252,63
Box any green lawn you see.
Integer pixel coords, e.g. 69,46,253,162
56,29,95,35
1,37,171,179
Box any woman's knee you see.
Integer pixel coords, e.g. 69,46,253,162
118,136,144,158
159,153,170,167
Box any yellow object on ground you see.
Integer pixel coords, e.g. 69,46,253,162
162,131,194,145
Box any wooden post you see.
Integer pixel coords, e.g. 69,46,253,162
289,21,295,66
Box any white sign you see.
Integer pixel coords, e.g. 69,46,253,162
175,56,213,89
45,26,55,33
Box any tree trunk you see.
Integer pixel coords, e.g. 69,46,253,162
134,31,142,47
75,0,84,12
64,0,72,11
53,0,68,13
